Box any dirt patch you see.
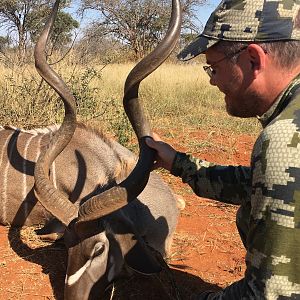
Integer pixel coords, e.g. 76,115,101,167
0,129,256,299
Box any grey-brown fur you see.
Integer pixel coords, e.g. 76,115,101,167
0,123,141,226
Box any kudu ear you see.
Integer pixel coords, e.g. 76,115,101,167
125,237,162,274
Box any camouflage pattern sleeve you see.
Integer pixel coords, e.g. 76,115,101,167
171,152,252,205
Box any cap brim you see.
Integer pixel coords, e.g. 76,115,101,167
177,35,219,61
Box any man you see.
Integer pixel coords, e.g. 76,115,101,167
146,0,300,299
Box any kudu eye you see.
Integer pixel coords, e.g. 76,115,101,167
93,242,105,257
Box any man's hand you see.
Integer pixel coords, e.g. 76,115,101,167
146,133,177,171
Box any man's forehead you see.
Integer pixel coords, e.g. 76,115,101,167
204,47,223,64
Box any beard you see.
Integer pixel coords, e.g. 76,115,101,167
217,65,267,118
224,89,263,118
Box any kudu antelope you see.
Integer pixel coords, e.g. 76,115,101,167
30,0,182,299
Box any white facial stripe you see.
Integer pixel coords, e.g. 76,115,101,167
66,258,92,286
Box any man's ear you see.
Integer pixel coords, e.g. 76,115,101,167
246,44,267,77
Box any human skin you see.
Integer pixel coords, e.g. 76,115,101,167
146,133,176,171
206,44,294,118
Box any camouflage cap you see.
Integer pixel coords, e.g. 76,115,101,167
178,0,300,61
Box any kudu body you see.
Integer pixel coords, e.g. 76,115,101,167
32,0,182,298
0,124,177,230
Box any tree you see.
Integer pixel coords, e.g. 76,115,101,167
80,0,206,60
29,10,79,50
0,35,9,52
76,28,125,63
0,0,78,60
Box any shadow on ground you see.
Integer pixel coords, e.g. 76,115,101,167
8,227,67,300
102,267,221,300
8,226,219,300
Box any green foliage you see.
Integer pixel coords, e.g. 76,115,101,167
29,10,79,48
0,60,135,150
104,98,134,149
0,68,63,127
67,66,135,148
80,0,207,59
0,0,78,60
70,66,102,119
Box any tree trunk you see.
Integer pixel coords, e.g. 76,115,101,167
18,27,26,63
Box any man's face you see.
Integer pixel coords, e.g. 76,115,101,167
204,46,263,118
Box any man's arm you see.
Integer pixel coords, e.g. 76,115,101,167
146,135,252,205
171,152,251,205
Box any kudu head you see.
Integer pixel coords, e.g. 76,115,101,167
33,0,182,298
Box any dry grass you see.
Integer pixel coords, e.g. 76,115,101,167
0,59,260,143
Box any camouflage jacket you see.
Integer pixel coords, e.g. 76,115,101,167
171,74,300,299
